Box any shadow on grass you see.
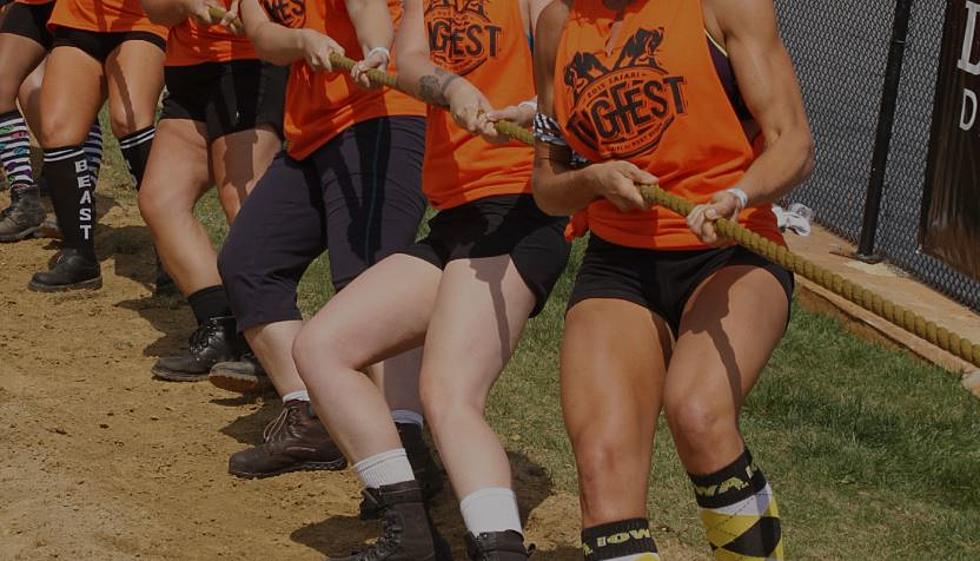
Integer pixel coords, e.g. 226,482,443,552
291,450,574,559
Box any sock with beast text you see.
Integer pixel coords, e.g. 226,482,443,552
118,127,155,189
689,448,784,560
582,518,660,561
44,146,95,259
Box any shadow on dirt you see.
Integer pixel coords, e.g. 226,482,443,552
290,450,580,559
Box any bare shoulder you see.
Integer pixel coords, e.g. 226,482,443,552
535,0,572,49
701,0,780,40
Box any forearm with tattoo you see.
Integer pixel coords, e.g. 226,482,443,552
418,67,460,108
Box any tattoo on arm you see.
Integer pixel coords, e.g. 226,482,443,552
418,67,460,108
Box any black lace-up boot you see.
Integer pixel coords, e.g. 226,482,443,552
360,423,444,520
465,531,532,561
28,248,101,291
335,480,451,561
151,316,240,381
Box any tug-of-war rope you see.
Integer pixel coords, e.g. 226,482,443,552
210,8,980,369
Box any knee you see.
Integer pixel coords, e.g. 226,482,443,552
39,114,84,148
665,400,738,457
291,326,338,384
136,183,175,230
419,378,481,428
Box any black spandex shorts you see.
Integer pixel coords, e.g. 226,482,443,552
219,116,427,332
568,234,795,335
401,194,570,317
0,2,54,49
161,60,287,140
51,26,165,62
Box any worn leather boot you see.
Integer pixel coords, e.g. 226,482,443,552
228,399,347,478
360,423,444,520
28,248,101,291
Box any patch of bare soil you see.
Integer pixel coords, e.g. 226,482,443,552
0,191,706,561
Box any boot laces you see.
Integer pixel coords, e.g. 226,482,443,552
354,509,404,561
262,407,291,442
188,322,221,353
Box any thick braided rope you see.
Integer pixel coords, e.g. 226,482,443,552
210,8,980,369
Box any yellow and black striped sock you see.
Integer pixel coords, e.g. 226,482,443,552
689,449,784,560
582,518,661,561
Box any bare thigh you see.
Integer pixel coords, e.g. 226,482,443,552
210,125,281,222
562,298,672,527
104,40,164,137
664,265,790,474
39,47,104,147
0,32,45,113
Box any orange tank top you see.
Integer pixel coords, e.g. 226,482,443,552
166,0,257,66
553,0,783,250
421,0,534,209
49,0,168,39
260,0,425,160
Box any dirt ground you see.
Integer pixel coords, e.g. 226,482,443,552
0,192,704,561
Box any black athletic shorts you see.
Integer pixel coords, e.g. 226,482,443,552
0,2,54,49
568,234,795,336
401,194,570,317
161,60,287,140
219,116,427,332
51,26,166,62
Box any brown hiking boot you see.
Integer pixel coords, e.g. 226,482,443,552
333,481,452,561
360,423,444,520
228,399,347,478
465,531,532,561
0,187,44,242
209,352,274,394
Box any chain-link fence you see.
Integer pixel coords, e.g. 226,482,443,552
776,0,980,311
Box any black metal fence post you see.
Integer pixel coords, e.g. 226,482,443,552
855,0,916,262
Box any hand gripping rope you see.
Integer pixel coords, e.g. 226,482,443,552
212,8,980,369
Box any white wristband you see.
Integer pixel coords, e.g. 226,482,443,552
366,46,391,63
518,99,538,112
725,187,749,210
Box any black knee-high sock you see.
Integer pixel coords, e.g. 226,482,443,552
582,519,660,561
689,448,784,560
118,126,155,189
44,146,95,259
187,286,233,326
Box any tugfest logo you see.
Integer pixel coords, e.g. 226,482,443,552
426,0,503,76
563,28,688,158
261,0,306,28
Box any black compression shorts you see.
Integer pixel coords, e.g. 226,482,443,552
567,234,795,336
161,60,287,140
51,26,165,62
401,194,571,317
0,2,54,49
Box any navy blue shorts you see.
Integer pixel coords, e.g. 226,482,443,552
0,2,54,49
218,116,427,331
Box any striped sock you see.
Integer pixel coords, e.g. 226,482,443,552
118,126,155,189
84,123,103,184
582,519,660,561
0,110,35,192
690,449,784,560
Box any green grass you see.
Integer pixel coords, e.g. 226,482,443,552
187,185,980,559
9,105,975,560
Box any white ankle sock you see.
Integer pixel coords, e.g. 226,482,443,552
282,390,310,403
353,448,415,489
459,487,523,536
391,409,424,428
